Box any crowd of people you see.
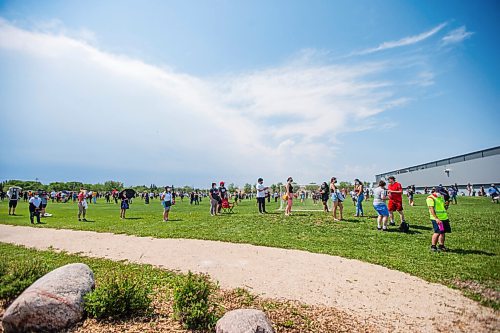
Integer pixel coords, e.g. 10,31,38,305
3,178,499,252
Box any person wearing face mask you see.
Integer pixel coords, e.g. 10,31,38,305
29,191,43,224
427,186,452,252
354,179,364,217
256,178,269,214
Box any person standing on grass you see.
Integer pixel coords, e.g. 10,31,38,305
209,183,220,216
373,180,390,231
40,191,48,217
77,189,88,221
427,186,452,252
160,186,173,222
487,184,499,203
28,192,43,224
467,183,472,196
120,192,129,219
354,179,364,217
218,182,228,214
284,177,294,216
407,186,415,206
330,177,344,221
320,182,329,212
256,178,268,214
387,176,406,226
7,187,20,216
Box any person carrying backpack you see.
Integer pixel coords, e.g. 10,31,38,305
427,186,452,252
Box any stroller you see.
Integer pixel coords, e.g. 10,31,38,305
221,198,234,213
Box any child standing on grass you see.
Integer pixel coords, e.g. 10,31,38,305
372,181,390,231
120,192,129,219
427,186,451,252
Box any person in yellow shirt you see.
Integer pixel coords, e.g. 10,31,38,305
426,187,451,252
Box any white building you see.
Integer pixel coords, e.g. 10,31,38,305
375,146,500,190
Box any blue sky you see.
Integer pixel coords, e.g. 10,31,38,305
0,0,499,187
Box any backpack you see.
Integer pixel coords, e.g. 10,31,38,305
399,221,410,233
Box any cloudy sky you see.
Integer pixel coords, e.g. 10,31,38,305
0,0,498,187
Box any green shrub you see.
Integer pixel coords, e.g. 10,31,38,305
84,273,152,319
0,259,50,306
173,271,220,330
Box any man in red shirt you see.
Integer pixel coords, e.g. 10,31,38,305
387,176,406,226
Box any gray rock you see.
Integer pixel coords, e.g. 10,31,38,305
2,263,95,333
216,309,275,333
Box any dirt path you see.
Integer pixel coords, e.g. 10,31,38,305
0,225,497,332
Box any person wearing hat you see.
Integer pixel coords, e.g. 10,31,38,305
7,187,20,215
218,181,228,214
77,188,88,222
426,186,452,252
256,178,269,214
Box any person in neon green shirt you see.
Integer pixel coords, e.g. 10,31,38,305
426,187,451,252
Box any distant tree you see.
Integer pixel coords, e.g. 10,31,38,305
103,181,123,191
243,183,252,194
270,184,277,192
228,183,236,192
338,181,353,191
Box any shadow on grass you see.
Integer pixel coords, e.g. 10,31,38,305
124,217,142,220
410,225,433,231
384,228,422,234
447,249,496,256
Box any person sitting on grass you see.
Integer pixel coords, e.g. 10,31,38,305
426,186,452,252
372,181,390,231
161,186,173,222
487,184,499,203
120,192,129,219
29,191,43,224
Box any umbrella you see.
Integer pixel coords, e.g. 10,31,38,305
8,186,22,191
119,189,136,199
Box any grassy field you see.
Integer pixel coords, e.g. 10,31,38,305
1,195,499,308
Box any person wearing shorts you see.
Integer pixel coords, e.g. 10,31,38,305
427,187,451,252
7,187,20,215
329,177,344,221
372,180,390,231
387,176,406,226
77,189,88,221
161,186,173,222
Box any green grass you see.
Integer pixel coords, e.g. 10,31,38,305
1,195,499,308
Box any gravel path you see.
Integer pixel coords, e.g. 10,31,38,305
0,225,497,332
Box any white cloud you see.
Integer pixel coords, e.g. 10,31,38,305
442,26,473,45
356,23,447,55
0,19,427,185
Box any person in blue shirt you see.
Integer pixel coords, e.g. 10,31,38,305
487,184,499,203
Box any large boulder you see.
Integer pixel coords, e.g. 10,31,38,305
216,309,275,333
2,263,94,333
